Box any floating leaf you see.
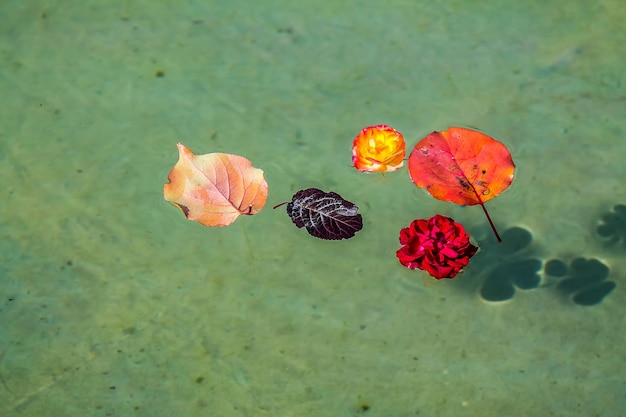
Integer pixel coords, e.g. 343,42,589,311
274,188,363,240
164,143,268,227
407,127,515,242
352,124,406,173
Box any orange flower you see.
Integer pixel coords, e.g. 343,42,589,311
352,124,406,173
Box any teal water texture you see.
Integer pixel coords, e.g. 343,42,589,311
1,1,625,416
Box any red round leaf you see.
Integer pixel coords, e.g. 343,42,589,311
408,127,514,206
407,127,515,242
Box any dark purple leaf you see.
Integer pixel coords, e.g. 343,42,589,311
273,188,363,240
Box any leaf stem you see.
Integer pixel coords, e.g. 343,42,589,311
273,201,288,209
479,202,502,243
468,180,502,243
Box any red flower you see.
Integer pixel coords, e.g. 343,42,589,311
396,214,478,279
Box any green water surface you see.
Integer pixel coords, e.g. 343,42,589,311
1,1,625,416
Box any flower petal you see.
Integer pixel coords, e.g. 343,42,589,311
352,125,406,173
396,214,478,279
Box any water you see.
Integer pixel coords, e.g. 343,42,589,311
1,1,625,416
